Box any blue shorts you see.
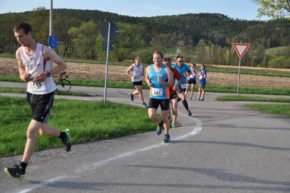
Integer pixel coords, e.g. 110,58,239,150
199,79,206,88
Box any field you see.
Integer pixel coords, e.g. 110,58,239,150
1,58,290,89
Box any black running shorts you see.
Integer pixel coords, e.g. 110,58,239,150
132,80,142,86
148,98,170,111
27,92,54,123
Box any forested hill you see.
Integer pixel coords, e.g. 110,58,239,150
0,8,289,67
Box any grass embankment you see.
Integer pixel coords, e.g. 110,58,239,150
0,86,90,96
217,95,290,103
1,76,290,96
0,96,155,157
246,104,290,118
217,95,290,118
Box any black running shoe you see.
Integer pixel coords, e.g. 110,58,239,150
188,110,192,116
4,164,25,179
164,134,171,143
61,129,72,152
130,93,134,101
156,121,163,135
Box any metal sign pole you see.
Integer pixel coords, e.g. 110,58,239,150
49,0,53,36
103,22,111,102
237,59,241,96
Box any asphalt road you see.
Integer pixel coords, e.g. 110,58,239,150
1,82,290,193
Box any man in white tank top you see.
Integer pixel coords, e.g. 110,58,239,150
4,23,72,179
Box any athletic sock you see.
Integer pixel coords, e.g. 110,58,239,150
182,100,189,111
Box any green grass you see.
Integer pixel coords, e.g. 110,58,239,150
205,85,290,96
0,86,91,96
246,103,290,117
207,65,290,78
0,96,155,157
217,95,290,102
266,46,290,55
1,76,290,96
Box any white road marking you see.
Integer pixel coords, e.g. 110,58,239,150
17,116,202,193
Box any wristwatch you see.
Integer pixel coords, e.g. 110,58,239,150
46,71,52,77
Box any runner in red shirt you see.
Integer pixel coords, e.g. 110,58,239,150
163,57,182,128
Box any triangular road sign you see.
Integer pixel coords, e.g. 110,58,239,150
233,43,251,59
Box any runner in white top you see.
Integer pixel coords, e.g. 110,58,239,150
185,63,198,100
126,56,147,108
4,23,72,179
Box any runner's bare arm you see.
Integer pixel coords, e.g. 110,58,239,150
16,49,31,82
145,66,152,87
33,46,67,82
165,68,174,87
125,64,133,77
43,45,67,75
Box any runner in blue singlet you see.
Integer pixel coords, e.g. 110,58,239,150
172,55,192,116
198,64,207,101
145,51,174,143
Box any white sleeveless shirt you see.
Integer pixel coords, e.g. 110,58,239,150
131,63,143,82
20,43,56,94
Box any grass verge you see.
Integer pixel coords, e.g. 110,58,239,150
245,103,290,118
0,96,155,157
216,95,290,102
1,76,290,95
0,87,91,96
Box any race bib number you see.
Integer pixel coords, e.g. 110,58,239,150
189,74,195,78
181,84,187,89
152,88,163,97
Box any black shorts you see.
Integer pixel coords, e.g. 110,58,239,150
177,85,186,93
148,98,170,111
170,92,178,100
27,92,54,123
187,78,196,85
133,81,142,86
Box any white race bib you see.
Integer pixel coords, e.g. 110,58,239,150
152,88,163,96
189,74,195,78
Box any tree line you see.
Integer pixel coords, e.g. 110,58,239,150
0,8,289,68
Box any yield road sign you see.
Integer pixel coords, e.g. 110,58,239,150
233,43,251,59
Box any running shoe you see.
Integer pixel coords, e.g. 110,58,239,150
143,102,148,109
61,128,72,152
4,164,25,179
156,121,163,135
188,110,192,116
164,134,171,143
130,93,134,101
171,123,176,128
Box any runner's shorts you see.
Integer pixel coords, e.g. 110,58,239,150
170,92,178,100
27,92,54,123
132,81,142,86
187,78,196,85
199,79,206,88
148,98,170,110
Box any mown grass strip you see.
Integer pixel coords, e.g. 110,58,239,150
0,96,155,157
217,95,290,102
245,103,290,118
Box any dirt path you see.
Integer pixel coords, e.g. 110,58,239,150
1,58,290,88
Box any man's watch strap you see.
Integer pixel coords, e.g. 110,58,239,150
46,71,52,77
